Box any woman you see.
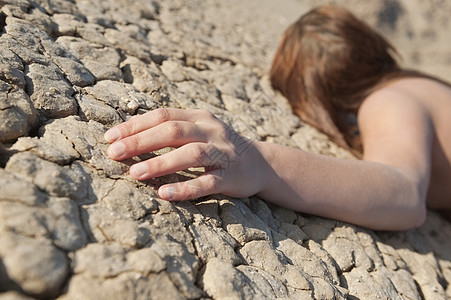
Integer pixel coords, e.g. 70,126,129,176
104,6,451,231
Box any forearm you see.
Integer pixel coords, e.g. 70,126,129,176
254,141,426,230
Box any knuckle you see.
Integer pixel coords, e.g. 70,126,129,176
150,156,165,172
153,108,170,123
165,121,184,139
186,183,203,199
183,174,220,200
126,134,141,150
204,174,220,192
191,144,208,164
197,109,215,120
120,119,136,136
216,123,229,137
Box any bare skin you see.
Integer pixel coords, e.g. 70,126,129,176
105,77,451,231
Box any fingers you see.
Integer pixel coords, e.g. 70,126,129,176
104,108,211,143
104,108,227,201
107,121,206,160
158,170,223,201
129,143,221,180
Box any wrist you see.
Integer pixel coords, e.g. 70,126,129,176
252,140,277,196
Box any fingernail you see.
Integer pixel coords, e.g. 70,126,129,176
159,186,176,201
104,128,121,143
131,163,148,178
107,141,126,158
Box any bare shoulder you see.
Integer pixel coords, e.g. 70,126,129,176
358,77,451,142
359,77,451,119
357,78,436,176
359,79,431,120
358,79,432,137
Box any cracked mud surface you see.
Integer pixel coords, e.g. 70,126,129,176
1,0,451,299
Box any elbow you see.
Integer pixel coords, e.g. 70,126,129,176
412,195,428,228
404,178,428,230
377,204,426,232
375,186,427,231
390,172,428,231
405,202,427,230
393,191,427,231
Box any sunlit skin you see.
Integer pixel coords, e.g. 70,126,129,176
104,77,451,231
105,5,451,231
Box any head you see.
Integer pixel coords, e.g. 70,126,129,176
270,5,401,154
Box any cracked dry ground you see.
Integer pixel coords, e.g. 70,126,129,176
0,0,451,299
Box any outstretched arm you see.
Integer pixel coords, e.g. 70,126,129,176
254,141,427,231
256,86,433,230
105,89,432,231
257,86,433,230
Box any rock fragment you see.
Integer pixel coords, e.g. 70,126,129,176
24,63,77,118
0,233,69,299
56,36,122,81
0,81,38,142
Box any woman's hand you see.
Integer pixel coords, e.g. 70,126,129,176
104,108,268,201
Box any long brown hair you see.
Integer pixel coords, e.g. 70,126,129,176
270,5,442,157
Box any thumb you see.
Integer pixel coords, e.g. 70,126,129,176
158,170,223,201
